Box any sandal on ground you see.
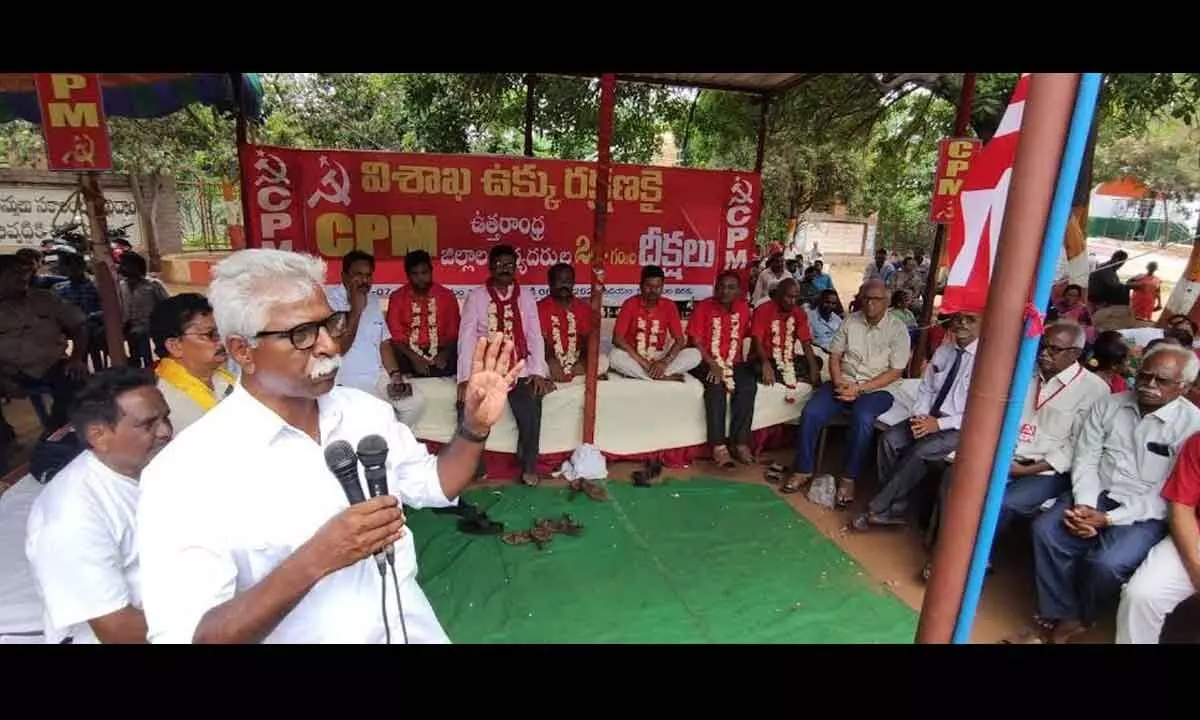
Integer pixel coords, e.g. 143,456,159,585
835,478,856,508
764,464,788,484
851,511,909,532
1001,617,1055,644
780,474,810,494
520,473,540,487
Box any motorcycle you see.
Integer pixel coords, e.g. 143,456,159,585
40,221,134,272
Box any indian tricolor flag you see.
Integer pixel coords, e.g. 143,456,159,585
941,74,1030,315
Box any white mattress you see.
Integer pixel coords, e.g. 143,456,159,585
0,475,45,638
409,372,812,457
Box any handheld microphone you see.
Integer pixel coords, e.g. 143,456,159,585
356,434,393,566
356,434,409,645
323,440,385,576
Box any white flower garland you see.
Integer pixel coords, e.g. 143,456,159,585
408,297,438,361
487,297,516,343
711,311,740,393
635,316,661,361
550,311,579,370
771,315,799,403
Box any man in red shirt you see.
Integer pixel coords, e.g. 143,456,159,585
687,271,757,467
537,263,608,382
383,250,461,379
750,277,820,390
608,265,700,382
1117,430,1200,643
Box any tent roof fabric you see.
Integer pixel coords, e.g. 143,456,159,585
556,73,811,95
0,73,264,125
1094,177,1151,199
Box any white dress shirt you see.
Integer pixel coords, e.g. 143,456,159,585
1072,392,1200,525
1013,364,1111,474
325,285,391,390
25,451,141,644
752,269,792,305
137,384,455,644
912,339,978,430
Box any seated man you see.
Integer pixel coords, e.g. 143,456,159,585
537,262,609,383
688,271,757,468
853,308,982,531
806,289,842,353
1117,431,1200,643
924,320,1110,578
149,293,236,434
0,254,90,430
609,265,701,381
1007,344,1200,644
24,366,173,643
458,244,554,486
751,277,820,394
326,250,424,427
777,279,909,504
384,249,460,379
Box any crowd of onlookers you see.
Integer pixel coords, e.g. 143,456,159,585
3,239,1198,644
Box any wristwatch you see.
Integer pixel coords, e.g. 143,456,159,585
456,423,490,444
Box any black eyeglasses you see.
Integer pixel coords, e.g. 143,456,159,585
254,311,348,350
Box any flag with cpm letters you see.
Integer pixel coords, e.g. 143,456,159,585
940,74,1031,315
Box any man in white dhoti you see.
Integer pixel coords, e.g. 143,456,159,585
136,249,523,644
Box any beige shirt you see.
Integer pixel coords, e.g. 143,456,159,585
0,288,86,379
828,311,911,387
1013,364,1111,474
1072,392,1200,525
156,373,235,435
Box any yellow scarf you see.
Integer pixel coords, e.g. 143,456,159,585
155,358,236,412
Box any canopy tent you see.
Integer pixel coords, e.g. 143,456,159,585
0,72,264,367
0,73,264,124
556,73,812,96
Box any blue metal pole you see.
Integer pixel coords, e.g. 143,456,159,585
950,73,1104,644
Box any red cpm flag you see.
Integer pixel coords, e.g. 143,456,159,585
940,74,1030,316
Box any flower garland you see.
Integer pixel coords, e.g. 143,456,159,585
486,298,516,343
550,311,579,370
408,297,438,361
635,316,662,361
771,314,799,403
710,311,740,393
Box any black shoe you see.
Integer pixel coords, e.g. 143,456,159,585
433,498,476,517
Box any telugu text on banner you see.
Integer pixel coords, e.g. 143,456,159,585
239,144,761,304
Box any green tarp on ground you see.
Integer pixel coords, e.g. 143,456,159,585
408,478,917,644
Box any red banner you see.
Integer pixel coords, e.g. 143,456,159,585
239,144,760,304
929,138,982,224
34,73,113,172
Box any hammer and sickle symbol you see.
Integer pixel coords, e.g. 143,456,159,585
254,154,290,187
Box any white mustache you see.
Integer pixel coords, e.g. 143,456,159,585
309,354,343,380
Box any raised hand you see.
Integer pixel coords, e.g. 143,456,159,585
462,334,524,432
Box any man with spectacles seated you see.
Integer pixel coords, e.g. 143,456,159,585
149,294,237,434
924,320,1110,580
773,279,910,505
1005,343,1200,644
326,250,424,428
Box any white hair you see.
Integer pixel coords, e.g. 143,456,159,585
1044,319,1086,349
208,249,327,344
1142,343,1200,384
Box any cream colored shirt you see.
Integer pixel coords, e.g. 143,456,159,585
1013,364,1111,474
1072,392,1200,525
828,311,911,388
156,373,235,435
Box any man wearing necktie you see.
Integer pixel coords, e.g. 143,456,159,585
853,310,981,530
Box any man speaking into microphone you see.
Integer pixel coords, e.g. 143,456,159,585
136,249,519,644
